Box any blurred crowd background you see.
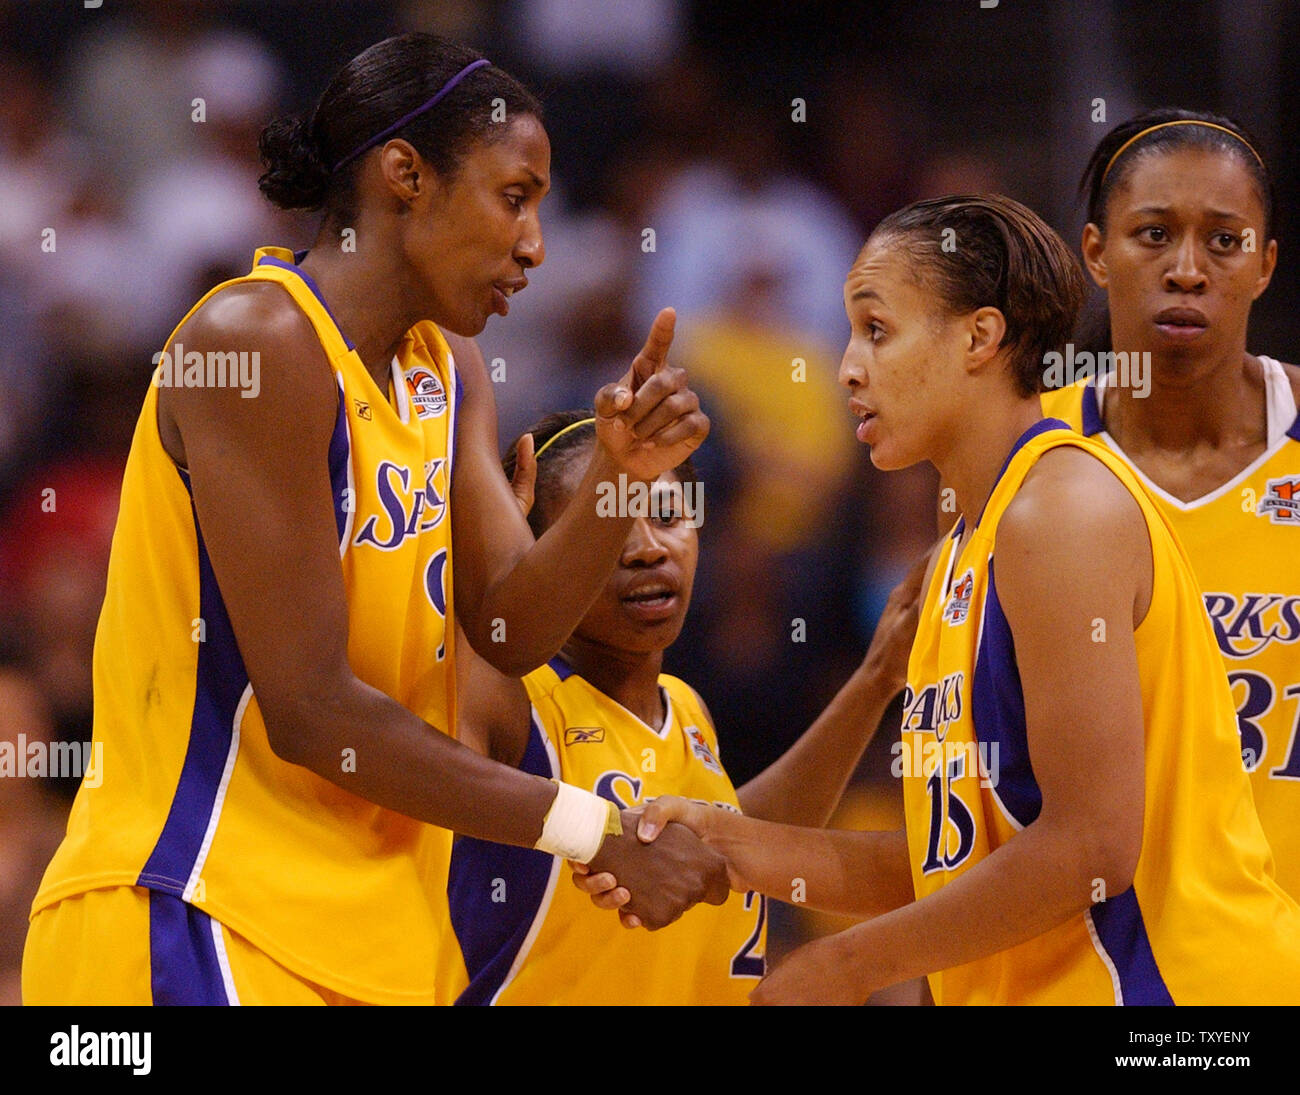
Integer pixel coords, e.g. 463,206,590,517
0,0,1294,1000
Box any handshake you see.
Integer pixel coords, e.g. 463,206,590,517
573,798,737,930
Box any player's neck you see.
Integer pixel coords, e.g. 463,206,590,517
559,640,667,731
297,243,420,390
1103,348,1265,453
934,396,1043,534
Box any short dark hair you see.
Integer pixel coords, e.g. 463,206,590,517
503,410,699,538
1080,108,1274,238
258,32,542,224
868,194,1086,397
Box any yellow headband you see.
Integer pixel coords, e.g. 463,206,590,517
1101,120,1263,185
533,417,596,459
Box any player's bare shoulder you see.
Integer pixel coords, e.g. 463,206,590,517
158,280,336,466
998,443,1153,624
439,329,490,399
165,282,333,411
177,281,323,369
1001,445,1149,566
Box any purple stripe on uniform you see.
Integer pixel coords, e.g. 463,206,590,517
328,383,350,543
1081,381,1105,436
1287,409,1300,442
1090,887,1175,1005
971,559,1041,827
547,655,575,681
137,470,249,895
448,715,556,1005
975,418,1070,528
256,254,356,351
452,367,464,467
148,889,231,1005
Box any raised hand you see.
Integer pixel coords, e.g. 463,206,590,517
592,308,709,481
509,431,537,517
858,549,928,697
584,810,730,931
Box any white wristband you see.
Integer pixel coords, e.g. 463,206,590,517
535,781,616,864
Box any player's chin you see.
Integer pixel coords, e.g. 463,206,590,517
446,311,490,338
866,432,922,473
437,299,491,339
617,607,688,648
867,439,903,471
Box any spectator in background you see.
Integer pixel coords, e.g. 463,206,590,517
0,666,67,1006
127,29,294,339
0,273,50,503
632,98,862,351
0,51,147,363
0,457,122,788
62,0,214,190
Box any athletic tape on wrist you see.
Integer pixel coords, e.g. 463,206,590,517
535,780,622,863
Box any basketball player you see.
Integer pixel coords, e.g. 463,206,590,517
1040,110,1300,900
585,195,1300,1005
437,411,922,1004
22,34,728,1006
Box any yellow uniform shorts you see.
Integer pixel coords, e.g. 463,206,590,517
23,887,367,1005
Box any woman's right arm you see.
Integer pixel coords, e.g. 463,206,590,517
624,802,916,919
158,284,726,929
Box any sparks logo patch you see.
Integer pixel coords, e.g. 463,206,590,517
944,570,974,626
1257,477,1300,524
686,725,724,774
564,726,605,745
405,366,447,419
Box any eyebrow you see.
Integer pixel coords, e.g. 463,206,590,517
850,288,884,303
522,168,548,189
1130,204,1248,221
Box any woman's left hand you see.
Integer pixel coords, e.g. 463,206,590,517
749,932,873,1006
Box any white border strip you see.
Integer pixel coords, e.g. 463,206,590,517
336,375,356,556
488,710,564,1006
210,917,242,1006
182,684,248,902
1084,908,1123,1006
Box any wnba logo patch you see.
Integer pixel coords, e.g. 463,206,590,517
405,367,447,418
687,726,723,774
1257,477,1300,524
944,571,974,625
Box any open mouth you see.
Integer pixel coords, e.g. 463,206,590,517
1153,306,1208,340
620,581,680,620
850,400,877,442
491,278,527,317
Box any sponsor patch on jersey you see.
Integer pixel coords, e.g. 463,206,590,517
1257,476,1300,524
564,726,605,745
406,366,447,419
944,570,974,625
686,725,724,775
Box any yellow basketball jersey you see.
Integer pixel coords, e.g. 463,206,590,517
437,658,766,1005
904,418,1300,1005
32,247,459,1004
1043,365,1300,900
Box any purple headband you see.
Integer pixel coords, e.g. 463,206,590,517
331,57,491,173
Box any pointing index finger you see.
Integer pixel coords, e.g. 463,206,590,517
630,308,676,392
